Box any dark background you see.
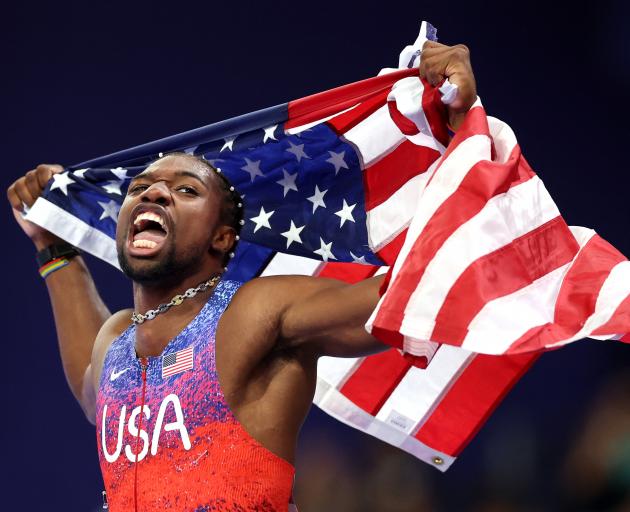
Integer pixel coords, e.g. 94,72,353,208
2,1,629,511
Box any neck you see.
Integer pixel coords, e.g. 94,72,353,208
131,265,223,358
132,267,221,314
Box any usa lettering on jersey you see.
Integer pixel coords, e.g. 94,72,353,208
101,393,191,463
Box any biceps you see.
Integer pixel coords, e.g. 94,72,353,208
281,276,387,357
315,324,390,358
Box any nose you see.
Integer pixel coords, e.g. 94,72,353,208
139,181,171,206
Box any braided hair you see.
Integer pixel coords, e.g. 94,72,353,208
153,152,244,267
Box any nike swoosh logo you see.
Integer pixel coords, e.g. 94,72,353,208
110,368,131,381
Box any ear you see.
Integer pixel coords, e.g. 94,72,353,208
210,225,236,254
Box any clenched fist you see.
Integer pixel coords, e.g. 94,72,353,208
7,164,64,249
419,40,477,130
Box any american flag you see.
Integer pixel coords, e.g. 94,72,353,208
25,21,630,470
366,101,630,359
162,346,195,378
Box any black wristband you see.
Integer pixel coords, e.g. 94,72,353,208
36,242,81,267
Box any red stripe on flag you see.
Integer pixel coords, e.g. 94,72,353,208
373,141,532,342
327,89,390,135
414,352,538,456
317,261,379,283
164,363,190,374
387,100,420,135
421,78,450,148
431,216,579,346
286,68,418,129
363,140,440,210
339,350,412,415
508,234,627,352
385,78,449,144
425,106,489,191
370,323,405,351
375,228,408,266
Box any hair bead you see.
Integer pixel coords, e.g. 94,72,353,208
235,235,240,241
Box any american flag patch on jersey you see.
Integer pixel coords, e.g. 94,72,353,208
162,346,194,378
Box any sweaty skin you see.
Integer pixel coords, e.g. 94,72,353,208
7,41,476,465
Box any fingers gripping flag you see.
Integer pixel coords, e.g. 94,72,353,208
25,21,630,470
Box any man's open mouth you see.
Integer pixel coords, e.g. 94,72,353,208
128,209,170,254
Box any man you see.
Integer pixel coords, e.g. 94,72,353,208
7,41,476,511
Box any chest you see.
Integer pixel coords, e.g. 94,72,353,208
98,328,233,463
213,299,282,401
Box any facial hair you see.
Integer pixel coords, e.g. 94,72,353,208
117,232,208,285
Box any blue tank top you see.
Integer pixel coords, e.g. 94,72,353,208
96,278,295,511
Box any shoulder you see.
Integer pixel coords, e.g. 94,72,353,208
232,275,343,301
90,309,134,385
227,275,343,317
82,309,133,424
94,309,134,352
218,275,342,349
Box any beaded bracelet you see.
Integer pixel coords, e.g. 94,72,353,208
39,257,71,279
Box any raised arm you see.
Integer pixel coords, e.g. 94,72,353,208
279,274,389,357
228,275,389,359
7,164,112,419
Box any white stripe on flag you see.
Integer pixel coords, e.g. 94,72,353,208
400,175,561,339
462,263,571,353
365,132,492,332
285,104,360,135
25,198,119,268
374,346,473,431
487,117,518,164
316,356,362,390
260,252,323,277
343,104,405,167
365,159,439,252
387,76,446,154
389,132,492,278
459,226,630,353
313,373,456,471
555,258,630,345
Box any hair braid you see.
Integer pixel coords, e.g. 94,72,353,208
152,152,245,267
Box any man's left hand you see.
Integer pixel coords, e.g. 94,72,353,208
419,40,477,131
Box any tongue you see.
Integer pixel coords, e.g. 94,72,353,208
133,229,166,243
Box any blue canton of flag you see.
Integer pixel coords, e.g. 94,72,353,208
29,96,389,282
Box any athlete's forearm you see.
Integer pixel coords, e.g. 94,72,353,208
41,253,111,403
8,164,111,404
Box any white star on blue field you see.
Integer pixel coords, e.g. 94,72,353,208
198,122,381,265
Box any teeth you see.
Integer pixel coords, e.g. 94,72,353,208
132,240,158,249
134,211,166,229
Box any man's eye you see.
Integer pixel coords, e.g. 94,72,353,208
177,186,198,195
129,184,148,193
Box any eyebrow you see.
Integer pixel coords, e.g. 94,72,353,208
130,169,209,187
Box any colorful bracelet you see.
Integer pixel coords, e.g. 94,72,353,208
39,257,71,279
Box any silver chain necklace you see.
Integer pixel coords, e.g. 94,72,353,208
131,274,222,325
